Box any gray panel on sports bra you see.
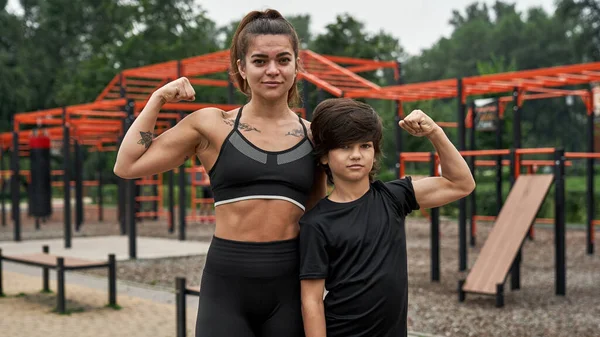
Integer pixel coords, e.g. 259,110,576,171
229,132,268,164
277,140,313,165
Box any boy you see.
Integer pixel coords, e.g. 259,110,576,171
299,98,475,337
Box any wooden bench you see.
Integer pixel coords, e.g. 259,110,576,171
458,174,554,307
175,277,200,337
0,245,117,314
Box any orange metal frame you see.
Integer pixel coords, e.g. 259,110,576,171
345,62,600,103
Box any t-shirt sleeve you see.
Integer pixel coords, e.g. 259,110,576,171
384,177,420,216
299,220,329,280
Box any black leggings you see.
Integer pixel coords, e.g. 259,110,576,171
195,236,305,337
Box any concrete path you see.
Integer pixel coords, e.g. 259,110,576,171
0,235,210,261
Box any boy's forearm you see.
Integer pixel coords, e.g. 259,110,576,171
302,300,327,337
427,127,473,185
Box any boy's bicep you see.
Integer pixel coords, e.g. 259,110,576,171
385,177,420,215
299,222,329,279
301,279,326,301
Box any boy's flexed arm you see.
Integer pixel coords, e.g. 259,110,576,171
400,110,476,209
301,279,327,337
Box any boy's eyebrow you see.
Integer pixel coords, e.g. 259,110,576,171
251,52,293,58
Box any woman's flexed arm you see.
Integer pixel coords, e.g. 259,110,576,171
114,77,203,179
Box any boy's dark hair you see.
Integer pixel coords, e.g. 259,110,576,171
310,98,383,185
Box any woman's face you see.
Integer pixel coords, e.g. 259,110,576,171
237,34,297,103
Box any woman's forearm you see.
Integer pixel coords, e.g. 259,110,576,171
114,93,163,170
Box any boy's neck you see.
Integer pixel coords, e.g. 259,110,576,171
328,178,371,203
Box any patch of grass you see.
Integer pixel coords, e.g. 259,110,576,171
53,307,85,315
105,303,122,310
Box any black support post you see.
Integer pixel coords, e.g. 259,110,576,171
168,121,175,234
430,152,440,282
457,78,467,271
555,148,566,296
176,277,187,337
227,77,235,105
469,101,477,247
178,111,187,241
57,257,66,314
177,61,187,241
302,80,311,121
496,100,503,214
586,88,595,255
1,147,5,227
42,245,49,292
512,87,522,150
124,100,137,259
62,108,71,249
74,140,83,231
97,161,103,222
394,61,403,179
11,129,21,242
118,73,127,235
108,254,117,306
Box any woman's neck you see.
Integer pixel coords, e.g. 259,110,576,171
244,95,291,120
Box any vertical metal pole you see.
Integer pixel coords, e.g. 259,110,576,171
496,100,503,214
178,111,187,241
395,61,403,179
227,77,235,105
457,78,467,271
0,249,3,295
555,148,566,295
97,158,103,222
168,123,175,233
430,152,440,282
118,73,127,235
124,100,137,259
302,80,311,121
62,108,71,249
176,277,187,337
42,245,50,292
469,101,477,247
57,257,66,313
586,87,595,255
11,129,21,242
108,254,117,306
74,141,83,231
512,87,522,150
177,61,187,241
1,147,5,227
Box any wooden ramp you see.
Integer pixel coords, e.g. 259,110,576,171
459,174,554,306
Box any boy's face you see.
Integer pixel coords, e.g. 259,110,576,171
322,141,375,184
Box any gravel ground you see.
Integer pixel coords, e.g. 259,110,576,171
2,208,599,337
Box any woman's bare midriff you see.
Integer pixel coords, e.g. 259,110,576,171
213,199,305,242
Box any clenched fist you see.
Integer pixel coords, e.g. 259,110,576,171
399,109,440,137
155,77,196,104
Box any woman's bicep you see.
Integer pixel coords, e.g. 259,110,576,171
121,114,205,178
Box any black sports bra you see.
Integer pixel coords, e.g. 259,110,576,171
208,106,316,211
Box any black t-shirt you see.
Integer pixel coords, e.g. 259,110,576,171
299,178,419,337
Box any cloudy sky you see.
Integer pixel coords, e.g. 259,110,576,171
6,0,556,55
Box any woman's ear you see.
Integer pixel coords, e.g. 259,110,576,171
236,59,246,80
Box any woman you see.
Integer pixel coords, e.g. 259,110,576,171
114,9,326,337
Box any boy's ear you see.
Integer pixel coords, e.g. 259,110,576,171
320,154,329,166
